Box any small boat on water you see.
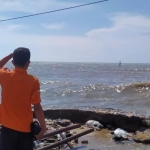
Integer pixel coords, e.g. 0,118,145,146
119,61,121,66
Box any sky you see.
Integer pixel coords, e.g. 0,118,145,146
0,0,150,63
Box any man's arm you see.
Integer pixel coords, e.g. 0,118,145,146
34,103,47,139
0,53,13,68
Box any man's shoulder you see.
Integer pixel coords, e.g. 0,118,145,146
27,74,39,82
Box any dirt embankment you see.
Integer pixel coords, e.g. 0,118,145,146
42,107,150,144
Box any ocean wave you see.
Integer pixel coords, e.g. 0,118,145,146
40,81,59,85
131,83,150,87
40,82,150,101
114,82,150,93
134,68,150,72
43,82,150,96
40,89,46,92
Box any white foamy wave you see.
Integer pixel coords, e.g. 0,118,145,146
62,89,77,94
40,89,46,92
81,84,103,91
115,85,126,93
134,68,150,72
41,81,58,85
111,83,150,95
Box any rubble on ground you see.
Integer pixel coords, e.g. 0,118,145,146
133,128,150,144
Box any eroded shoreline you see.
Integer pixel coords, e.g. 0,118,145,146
42,107,150,146
43,107,150,132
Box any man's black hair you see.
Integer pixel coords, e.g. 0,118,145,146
13,47,30,67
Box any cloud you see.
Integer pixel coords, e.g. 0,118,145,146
0,24,102,62
0,24,28,32
85,13,150,62
0,0,80,13
0,13,150,63
42,22,65,30
87,13,150,39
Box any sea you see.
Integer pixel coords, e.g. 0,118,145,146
3,62,150,150
4,62,150,116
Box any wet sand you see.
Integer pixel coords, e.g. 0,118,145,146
67,127,150,150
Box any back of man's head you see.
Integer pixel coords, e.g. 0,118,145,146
13,47,30,67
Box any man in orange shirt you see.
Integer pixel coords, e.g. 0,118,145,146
0,48,46,150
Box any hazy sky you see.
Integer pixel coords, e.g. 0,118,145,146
0,0,150,63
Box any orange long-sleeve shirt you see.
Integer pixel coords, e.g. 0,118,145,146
0,68,41,132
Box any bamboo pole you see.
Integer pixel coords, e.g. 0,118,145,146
41,124,80,139
38,128,94,150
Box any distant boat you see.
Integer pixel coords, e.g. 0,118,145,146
119,61,121,66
